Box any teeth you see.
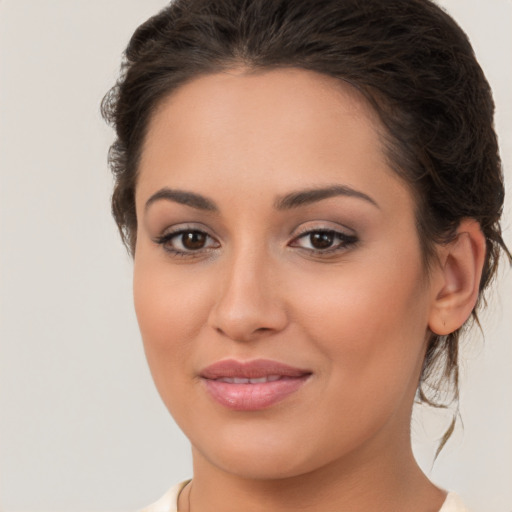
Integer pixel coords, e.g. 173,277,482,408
216,375,282,384
249,377,267,384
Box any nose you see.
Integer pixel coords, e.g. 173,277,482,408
207,248,288,342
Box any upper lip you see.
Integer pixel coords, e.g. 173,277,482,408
199,358,312,380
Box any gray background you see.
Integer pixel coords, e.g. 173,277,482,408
0,1,511,510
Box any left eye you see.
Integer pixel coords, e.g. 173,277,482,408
156,229,219,253
290,230,357,252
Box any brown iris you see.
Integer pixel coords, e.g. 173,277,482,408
181,231,207,250
309,231,335,249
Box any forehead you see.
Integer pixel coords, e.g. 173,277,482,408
150,66,378,122
143,67,382,154
137,67,410,213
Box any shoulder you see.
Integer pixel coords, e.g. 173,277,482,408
139,480,191,512
439,492,471,512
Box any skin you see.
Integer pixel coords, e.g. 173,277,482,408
133,68,483,511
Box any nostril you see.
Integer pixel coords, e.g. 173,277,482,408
213,324,277,343
207,279,289,341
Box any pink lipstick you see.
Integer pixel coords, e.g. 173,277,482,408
200,359,311,411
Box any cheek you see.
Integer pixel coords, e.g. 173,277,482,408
291,249,430,390
283,254,431,457
132,257,211,387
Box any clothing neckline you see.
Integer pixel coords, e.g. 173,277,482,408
141,480,468,512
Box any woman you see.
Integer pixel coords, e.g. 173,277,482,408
102,0,510,510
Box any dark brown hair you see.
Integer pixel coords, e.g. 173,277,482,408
102,0,510,434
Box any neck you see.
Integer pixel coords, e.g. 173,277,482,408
181,429,445,512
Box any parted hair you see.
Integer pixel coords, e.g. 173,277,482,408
102,0,510,440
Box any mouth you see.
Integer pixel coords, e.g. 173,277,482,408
199,359,312,411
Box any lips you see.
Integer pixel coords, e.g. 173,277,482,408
200,359,312,411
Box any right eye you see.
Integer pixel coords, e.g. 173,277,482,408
155,229,220,256
289,228,358,255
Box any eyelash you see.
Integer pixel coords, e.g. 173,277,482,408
154,228,220,257
153,227,358,258
289,228,359,255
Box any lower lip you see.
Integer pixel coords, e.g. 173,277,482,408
202,376,310,411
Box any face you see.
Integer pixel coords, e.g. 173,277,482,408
134,68,436,480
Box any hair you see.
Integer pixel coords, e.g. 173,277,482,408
102,0,510,444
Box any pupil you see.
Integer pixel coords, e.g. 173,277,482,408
182,231,206,250
310,231,334,249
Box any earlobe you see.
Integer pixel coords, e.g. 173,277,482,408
428,219,486,336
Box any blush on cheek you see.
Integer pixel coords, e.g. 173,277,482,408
295,252,428,381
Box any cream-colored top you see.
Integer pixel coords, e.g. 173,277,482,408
141,480,471,512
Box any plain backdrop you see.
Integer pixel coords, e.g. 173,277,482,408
0,1,510,511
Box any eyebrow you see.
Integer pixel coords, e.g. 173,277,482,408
145,187,219,212
274,185,380,210
144,184,379,213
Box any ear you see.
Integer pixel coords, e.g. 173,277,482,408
428,219,486,336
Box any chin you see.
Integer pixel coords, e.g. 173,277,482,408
190,421,351,482
204,446,317,481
